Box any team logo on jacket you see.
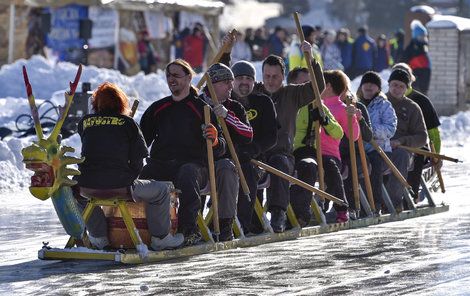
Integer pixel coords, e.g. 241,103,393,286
246,109,258,121
362,42,370,51
83,116,125,129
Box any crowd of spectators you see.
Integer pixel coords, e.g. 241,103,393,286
145,21,429,94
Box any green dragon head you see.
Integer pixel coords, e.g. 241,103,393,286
21,65,84,200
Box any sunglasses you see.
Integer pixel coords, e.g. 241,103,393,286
166,72,188,79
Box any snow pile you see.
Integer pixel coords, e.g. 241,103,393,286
0,56,468,193
0,138,30,192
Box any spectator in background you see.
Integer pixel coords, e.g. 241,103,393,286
183,24,206,72
336,28,353,77
267,26,287,58
231,31,252,63
245,28,255,55
375,34,391,73
252,27,268,61
173,28,190,60
401,20,431,94
390,29,405,64
288,25,322,71
315,25,324,47
351,26,377,79
321,30,343,71
137,30,157,74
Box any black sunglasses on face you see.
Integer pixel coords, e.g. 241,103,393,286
166,72,188,79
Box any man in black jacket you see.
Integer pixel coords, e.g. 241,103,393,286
140,59,226,246
200,63,254,241
230,60,278,234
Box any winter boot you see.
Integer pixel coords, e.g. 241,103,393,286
270,207,286,233
183,229,202,246
151,232,184,251
215,218,234,242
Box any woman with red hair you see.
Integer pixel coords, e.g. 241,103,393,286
74,82,183,251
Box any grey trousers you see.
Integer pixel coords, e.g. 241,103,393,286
215,158,239,219
385,148,411,207
76,179,171,239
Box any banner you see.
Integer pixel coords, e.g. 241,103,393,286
144,11,172,39
88,6,118,48
46,4,87,62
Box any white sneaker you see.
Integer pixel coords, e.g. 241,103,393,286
88,234,110,250
151,233,184,251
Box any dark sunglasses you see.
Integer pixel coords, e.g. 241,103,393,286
166,72,188,79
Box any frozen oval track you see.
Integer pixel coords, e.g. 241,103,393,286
0,144,469,295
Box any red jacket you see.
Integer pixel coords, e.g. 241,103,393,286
183,34,204,68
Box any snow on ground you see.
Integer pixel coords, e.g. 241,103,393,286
0,56,468,193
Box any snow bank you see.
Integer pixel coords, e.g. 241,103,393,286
0,56,468,193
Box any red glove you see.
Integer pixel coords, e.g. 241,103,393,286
202,123,219,147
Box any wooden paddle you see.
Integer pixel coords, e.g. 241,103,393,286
205,75,251,200
345,96,360,215
354,111,375,211
370,139,412,190
293,12,325,192
397,145,460,163
130,99,139,117
251,159,347,207
203,105,220,240
195,29,238,90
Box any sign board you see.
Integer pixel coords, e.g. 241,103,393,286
88,6,118,48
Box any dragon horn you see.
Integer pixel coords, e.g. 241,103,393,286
68,64,82,96
23,65,44,140
49,64,83,142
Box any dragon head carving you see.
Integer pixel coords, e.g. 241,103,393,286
21,65,84,200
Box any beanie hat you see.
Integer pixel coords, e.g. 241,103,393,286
392,62,416,82
231,61,256,79
411,20,427,39
360,71,382,89
208,63,234,83
388,69,411,86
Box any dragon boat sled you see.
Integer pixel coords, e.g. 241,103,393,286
36,169,448,265
20,65,449,265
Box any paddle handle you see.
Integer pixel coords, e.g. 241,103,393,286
397,145,460,163
196,29,238,90
205,76,251,196
345,96,360,212
371,140,411,189
357,132,375,211
251,159,347,207
204,105,220,237
130,99,139,118
293,12,325,191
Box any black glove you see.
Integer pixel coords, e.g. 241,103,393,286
310,107,329,126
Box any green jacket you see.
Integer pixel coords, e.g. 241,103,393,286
293,103,343,151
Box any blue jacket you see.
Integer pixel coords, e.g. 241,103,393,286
375,47,389,72
352,34,377,70
361,93,397,153
336,40,353,70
